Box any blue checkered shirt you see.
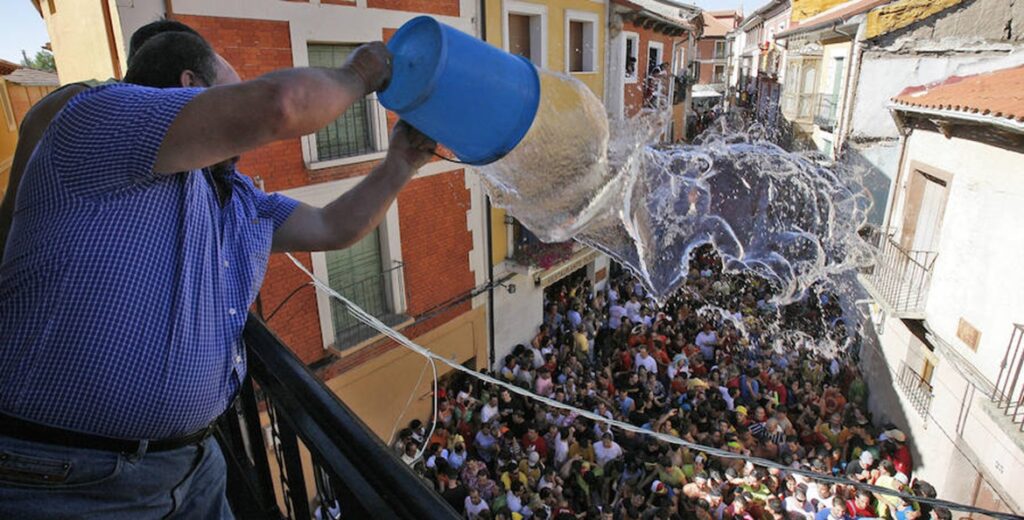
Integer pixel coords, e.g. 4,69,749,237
0,84,298,439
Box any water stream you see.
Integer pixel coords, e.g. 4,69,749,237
476,71,875,305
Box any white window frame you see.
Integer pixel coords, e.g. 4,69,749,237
623,31,640,84
564,9,599,74
302,44,390,169
673,46,686,75
502,0,548,69
280,177,406,350
647,41,665,75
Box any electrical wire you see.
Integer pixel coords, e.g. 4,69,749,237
265,282,313,322
285,253,1024,520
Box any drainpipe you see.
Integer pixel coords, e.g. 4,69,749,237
481,0,496,368
100,0,122,79
834,21,865,158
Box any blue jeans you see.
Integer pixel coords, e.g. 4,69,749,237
0,433,233,519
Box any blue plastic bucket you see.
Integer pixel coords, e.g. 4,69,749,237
379,16,541,165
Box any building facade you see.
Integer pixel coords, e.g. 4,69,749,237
483,0,614,364
859,65,1024,515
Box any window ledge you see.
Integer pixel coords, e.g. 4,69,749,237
625,76,638,84
308,151,387,171
570,71,599,75
331,314,414,358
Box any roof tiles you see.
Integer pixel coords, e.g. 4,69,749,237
892,65,1024,124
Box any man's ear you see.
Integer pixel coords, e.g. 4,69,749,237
179,69,203,88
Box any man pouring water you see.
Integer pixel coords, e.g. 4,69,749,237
0,21,434,519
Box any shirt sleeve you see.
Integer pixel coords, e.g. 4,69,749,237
51,84,203,198
237,174,300,230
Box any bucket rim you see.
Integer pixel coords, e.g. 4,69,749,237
379,16,448,114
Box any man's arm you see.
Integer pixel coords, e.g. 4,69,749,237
271,121,436,252
0,83,90,261
154,43,390,175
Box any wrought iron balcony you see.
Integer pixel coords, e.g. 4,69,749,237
865,230,937,316
897,361,934,420
814,93,838,132
215,315,459,519
992,323,1024,432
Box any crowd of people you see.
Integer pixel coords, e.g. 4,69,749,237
392,246,944,520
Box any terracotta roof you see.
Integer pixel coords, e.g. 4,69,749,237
0,59,19,76
891,65,1024,125
701,11,733,37
2,67,59,86
776,0,890,38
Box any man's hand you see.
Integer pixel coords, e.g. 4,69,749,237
386,121,437,171
344,42,392,95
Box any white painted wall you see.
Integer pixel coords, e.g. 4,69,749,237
850,50,1019,141
861,305,1024,511
492,269,545,365
888,130,1024,381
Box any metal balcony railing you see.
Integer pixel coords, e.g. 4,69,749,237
329,262,406,350
781,91,818,123
897,361,934,420
866,230,937,315
216,315,459,519
814,93,838,132
992,323,1024,432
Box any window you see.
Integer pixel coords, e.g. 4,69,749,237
504,1,547,68
565,10,598,73
623,32,639,81
307,44,381,162
325,228,398,348
673,46,686,75
714,41,726,59
901,170,949,253
713,65,726,84
647,41,664,75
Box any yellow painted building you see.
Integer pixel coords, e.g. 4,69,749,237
483,0,608,265
29,0,127,85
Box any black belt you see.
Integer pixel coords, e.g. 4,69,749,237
0,411,215,454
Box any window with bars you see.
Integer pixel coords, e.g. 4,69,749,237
308,44,378,162
325,228,397,349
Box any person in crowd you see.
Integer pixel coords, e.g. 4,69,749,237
401,249,940,520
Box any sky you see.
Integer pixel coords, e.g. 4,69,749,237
0,1,49,64
689,0,764,14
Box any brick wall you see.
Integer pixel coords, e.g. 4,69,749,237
368,0,459,17
624,22,679,117
397,169,474,317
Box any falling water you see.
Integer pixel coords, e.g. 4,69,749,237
476,71,874,305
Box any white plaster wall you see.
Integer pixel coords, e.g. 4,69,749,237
492,270,545,366
892,131,1024,381
850,51,1018,140
861,310,1024,510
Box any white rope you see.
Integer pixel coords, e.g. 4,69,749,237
284,253,1023,520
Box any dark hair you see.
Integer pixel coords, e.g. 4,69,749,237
128,19,202,61
125,31,217,88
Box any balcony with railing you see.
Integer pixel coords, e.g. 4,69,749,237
217,315,458,519
992,323,1024,432
781,91,818,123
864,230,938,316
814,93,838,132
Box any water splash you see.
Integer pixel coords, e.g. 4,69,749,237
477,71,874,305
